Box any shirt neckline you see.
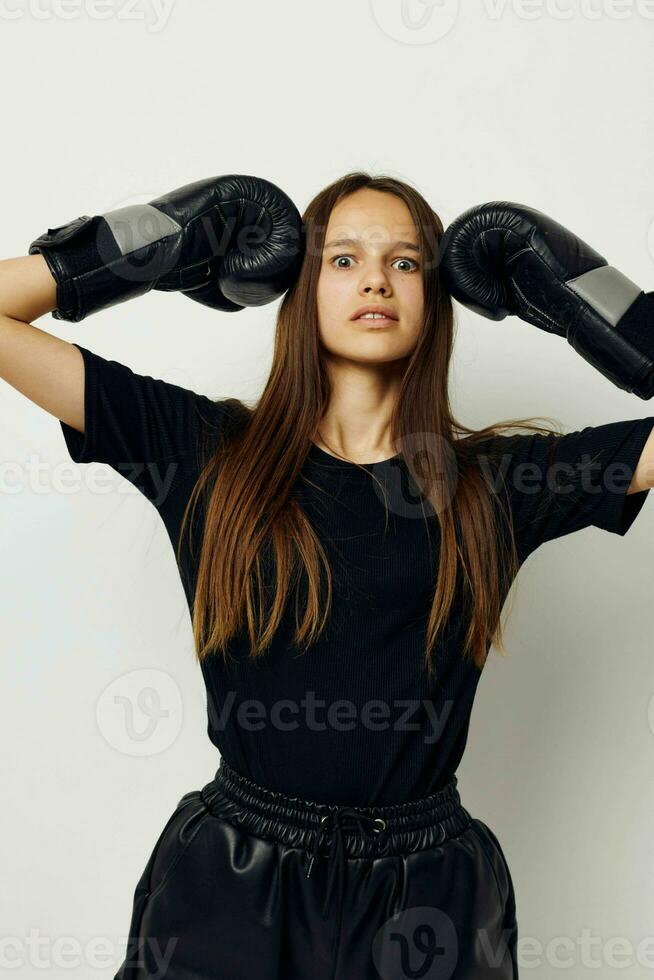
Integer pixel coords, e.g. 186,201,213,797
308,441,402,470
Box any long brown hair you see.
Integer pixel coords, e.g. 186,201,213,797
178,172,562,678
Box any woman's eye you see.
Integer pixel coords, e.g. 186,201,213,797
329,255,419,273
392,257,419,273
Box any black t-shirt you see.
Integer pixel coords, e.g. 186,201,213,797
59,343,654,806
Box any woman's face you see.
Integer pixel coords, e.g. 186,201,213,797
316,188,425,366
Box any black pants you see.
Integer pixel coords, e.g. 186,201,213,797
115,759,518,979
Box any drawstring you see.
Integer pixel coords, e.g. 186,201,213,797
304,806,386,919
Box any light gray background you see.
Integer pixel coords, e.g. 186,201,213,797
1,1,653,977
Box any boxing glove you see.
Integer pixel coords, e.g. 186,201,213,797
28,174,305,322
439,201,654,399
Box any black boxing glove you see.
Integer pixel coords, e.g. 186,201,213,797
28,174,305,322
439,201,654,399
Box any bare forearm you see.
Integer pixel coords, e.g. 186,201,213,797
0,254,57,323
0,254,85,432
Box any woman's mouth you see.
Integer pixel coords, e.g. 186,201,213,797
354,315,397,327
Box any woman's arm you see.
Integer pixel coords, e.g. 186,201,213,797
0,253,85,433
629,424,654,493
1,173,302,441
0,255,84,432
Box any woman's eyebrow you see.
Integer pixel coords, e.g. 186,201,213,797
324,237,421,253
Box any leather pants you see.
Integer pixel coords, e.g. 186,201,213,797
114,759,519,979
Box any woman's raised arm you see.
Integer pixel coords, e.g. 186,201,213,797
0,253,84,433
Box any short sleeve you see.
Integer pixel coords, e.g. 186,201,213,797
485,417,654,561
59,343,238,512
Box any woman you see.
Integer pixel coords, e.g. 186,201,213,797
3,171,653,979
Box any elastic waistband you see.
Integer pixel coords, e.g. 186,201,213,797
200,758,472,861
